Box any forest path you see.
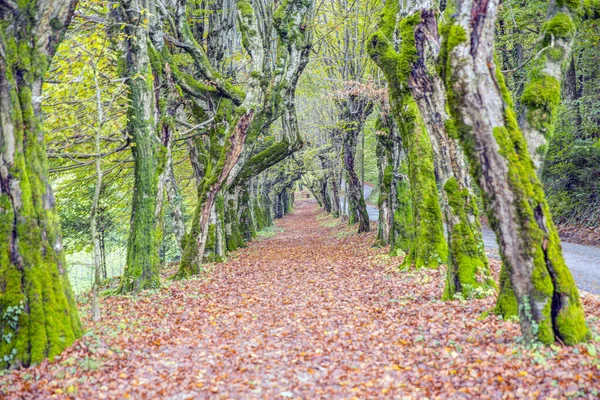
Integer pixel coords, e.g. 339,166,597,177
2,198,600,399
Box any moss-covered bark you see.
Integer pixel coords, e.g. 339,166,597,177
114,0,164,293
367,4,447,268
496,0,600,317
392,159,414,255
0,0,83,369
520,0,583,169
338,102,372,233
375,115,396,245
392,6,493,298
442,0,588,345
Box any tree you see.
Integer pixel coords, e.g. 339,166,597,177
112,0,164,293
441,0,588,344
369,0,493,295
0,0,83,368
368,0,448,269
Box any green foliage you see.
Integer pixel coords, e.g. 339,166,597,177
542,18,600,226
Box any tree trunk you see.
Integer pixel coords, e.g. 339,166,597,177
375,115,396,245
368,6,447,268
520,0,580,171
496,0,589,317
177,111,254,278
90,60,104,322
338,97,372,233
0,0,83,369
401,6,494,298
442,0,588,345
115,0,164,293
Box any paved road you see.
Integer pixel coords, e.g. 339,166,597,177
356,184,600,294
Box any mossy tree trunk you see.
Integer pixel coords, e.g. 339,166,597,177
337,96,372,233
178,110,254,277
149,17,186,259
496,0,597,318
519,0,585,170
0,0,83,369
375,114,398,245
442,0,588,345
394,4,494,298
392,158,415,255
114,0,164,293
368,2,447,268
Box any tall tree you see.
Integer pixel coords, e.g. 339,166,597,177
112,0,164,293
495,0,600,318
441,0,588,344
369,0,493,295
0,0,83,368
368,0,448,269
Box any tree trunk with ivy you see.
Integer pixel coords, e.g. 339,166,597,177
441,0,588,344
114,0,164,293
0,0,83,369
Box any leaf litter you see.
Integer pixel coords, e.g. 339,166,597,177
1,198,600,399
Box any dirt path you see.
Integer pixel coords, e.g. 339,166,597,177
2,199,600,399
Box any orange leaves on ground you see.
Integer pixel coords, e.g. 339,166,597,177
1,199,600,398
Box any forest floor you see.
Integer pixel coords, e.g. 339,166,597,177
2,198,600,399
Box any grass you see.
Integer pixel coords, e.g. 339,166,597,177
256,226,284,238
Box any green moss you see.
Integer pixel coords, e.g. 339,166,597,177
442,178,495,300
116,39,163,294
397,14,421,81
441,15,589,344
0,28,82,369
237,0,254,18
400,108,448,269
494,266,519,318
369,7,447,268
543,13,576,44
520,73,561,137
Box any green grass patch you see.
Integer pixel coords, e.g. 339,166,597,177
256,226,284,238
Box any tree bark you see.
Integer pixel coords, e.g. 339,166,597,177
442,0,588,344
114,0,164,293
338,96,372,233
520,0,580,170
0,0,83,369
375,115,396,245
90,59,104,322
400,5,494,298
368,2,447,268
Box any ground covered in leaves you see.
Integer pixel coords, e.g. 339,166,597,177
2,199,600,399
